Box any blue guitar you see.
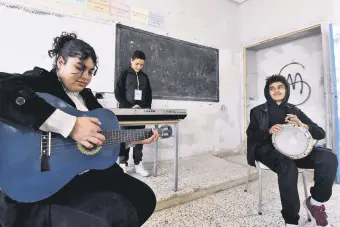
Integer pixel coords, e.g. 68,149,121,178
0,93,172,203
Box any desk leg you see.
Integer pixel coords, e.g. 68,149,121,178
153,124,159,177
174,123,179,191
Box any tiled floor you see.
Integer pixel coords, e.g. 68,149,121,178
128,154,256,204
144,170,340,227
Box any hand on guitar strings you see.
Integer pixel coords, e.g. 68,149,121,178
269,124,283,134
71,117,105,149
131,129,159,145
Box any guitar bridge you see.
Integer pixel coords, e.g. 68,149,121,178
40,132,51,172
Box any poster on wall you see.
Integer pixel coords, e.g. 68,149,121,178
329,23,340,183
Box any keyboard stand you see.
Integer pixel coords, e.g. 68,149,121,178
119,120,180,192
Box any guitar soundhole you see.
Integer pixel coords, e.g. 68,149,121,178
77,143,102,156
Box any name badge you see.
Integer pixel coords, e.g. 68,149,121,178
134,89,142,100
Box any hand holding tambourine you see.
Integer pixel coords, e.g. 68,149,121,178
271,114,314,160
269,114,309,135
285,114,309,130
285,114,302,126
269,124,283,134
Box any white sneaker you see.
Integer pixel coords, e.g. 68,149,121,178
119,163,127,173
135,162,149,177
286,224,299,227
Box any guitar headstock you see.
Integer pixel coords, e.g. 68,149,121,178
157,125,173,139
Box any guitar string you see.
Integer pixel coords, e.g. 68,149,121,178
41,129,154,147
42,136,152,155
42,131,152,149
40,130,157,154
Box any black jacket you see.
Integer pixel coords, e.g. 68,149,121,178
246,79,326,166
114,68,152,108
0,67,101,130
0,67,122,227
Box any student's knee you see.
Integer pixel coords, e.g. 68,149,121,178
50,205,110,227
117,198,139,226
320,150,338,173
142,182,156,213
277,159,298,178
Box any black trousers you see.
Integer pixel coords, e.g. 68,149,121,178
255,144,338,225
1,164,156,227
119,126,145,165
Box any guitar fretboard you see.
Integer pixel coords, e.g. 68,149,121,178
101,129,153,145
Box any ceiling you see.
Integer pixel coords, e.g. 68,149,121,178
229,0,251,4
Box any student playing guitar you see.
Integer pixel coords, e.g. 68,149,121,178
0,32,158,227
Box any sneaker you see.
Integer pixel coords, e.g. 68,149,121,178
135,162,149,177
286,224,299,227
119,163,127,173
304,196,328,226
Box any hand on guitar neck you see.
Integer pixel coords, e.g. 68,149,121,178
71,117,159,149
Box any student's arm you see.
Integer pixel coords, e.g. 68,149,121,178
246,109,270,142
145,75,152,108
0,70,76,138
114,70,132,108
0,72,57,130
40,87,104,138
297,109,326,140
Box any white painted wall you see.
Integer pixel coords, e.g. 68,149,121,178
116,0,242,162
0,0,242,163
239,0,333,45
333,0,340,25
239,0,335,148
1,0,337,163
246,35,326,144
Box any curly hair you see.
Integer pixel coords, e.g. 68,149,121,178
48,32,98,75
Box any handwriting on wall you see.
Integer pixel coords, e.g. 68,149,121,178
278,62,311,106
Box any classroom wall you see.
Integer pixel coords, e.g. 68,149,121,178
246,35,327,144
118,0,242,162
334,0,340,24
0,0,242,163
1,0,336,163
239,0,333,44
239,0,335,148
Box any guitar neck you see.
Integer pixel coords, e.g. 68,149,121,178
101,129,153,145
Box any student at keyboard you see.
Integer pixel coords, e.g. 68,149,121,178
0,32,157,227
114,50,153,177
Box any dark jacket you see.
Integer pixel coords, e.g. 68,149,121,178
246,79,326,166
0,67,101,130
114,68,152,108
0,67,121,227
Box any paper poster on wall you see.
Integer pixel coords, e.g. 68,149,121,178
130,7,148,25
148,12,164,28
58,0,87,7
88,0,110,13
329,23,340,183
27,0,58,7
110,1,130,19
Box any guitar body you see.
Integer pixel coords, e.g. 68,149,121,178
0,93,120,203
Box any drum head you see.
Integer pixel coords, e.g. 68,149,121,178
272,124,313,159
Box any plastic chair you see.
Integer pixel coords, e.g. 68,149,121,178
244,161,311,221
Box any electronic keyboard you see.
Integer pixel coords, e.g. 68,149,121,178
110,108,187,122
